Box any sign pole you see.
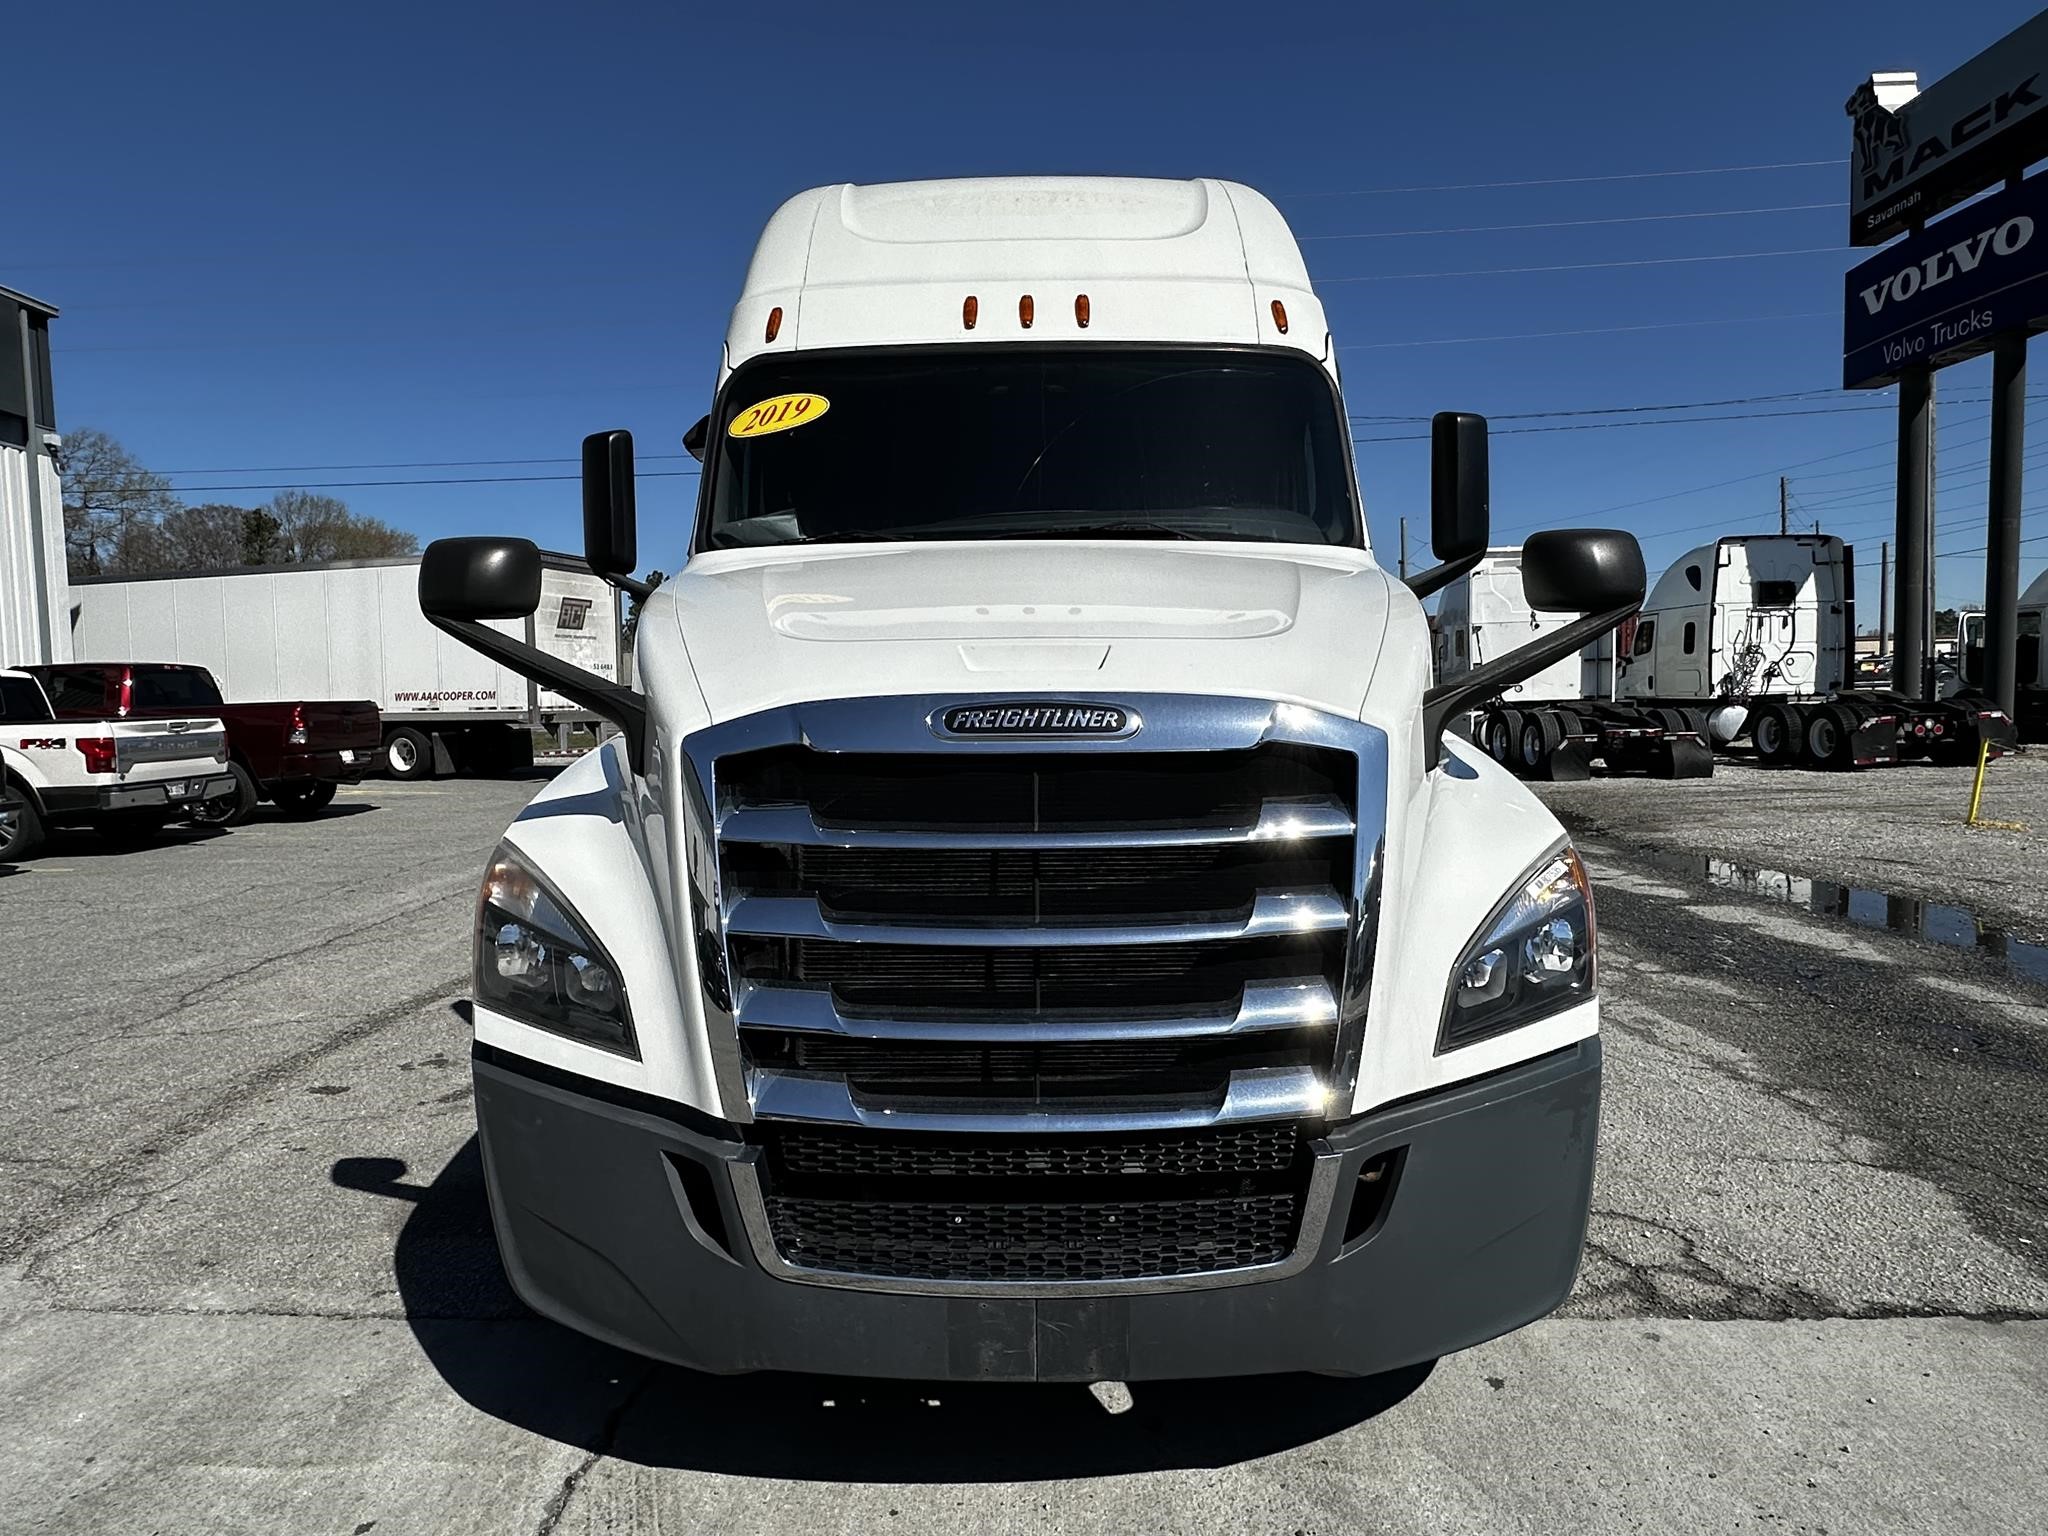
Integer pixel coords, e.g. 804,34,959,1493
1894,366,1933,701
1985,331,2027,716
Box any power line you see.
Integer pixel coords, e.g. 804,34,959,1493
1321,245,1841,283
1285,158,1843,198
148,453,695,475
1339,310,1836,350
1349,388,1845,424
137,470,702,493
1351,403,1893,445
1299,202,1845,241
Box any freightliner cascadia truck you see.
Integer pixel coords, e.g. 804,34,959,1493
418,177,1646,1381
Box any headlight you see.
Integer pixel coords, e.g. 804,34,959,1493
475,845,637,1057
1438,844,1594,1051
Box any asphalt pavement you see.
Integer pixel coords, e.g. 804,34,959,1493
1,774,2042,1535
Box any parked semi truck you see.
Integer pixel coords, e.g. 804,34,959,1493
67,553,621,779
415,176,1650,1382
1958,573,2047,739
1439,534,2012,776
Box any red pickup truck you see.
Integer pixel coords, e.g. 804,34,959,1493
27,662,381,825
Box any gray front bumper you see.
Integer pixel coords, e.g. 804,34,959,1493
473,1037,1600,1382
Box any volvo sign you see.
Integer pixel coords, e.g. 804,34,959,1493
1843,171,2048,388
1848,10,2048,247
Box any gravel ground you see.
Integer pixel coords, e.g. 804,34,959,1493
0,776,2042,1534
1537,750,2048,940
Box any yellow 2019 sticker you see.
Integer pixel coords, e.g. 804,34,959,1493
728,393,830,439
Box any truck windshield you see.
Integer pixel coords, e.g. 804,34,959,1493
698,348,1359,551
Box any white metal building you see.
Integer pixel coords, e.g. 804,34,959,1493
0,284,66,668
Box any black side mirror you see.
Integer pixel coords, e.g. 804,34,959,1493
418,535,650,770
681,414,710,463
1521,528,1645,614
1418,527,1647,768
582,429,638,579
418,537,541,621
1405,412,1490,599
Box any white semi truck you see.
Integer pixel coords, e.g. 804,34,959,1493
68,553,621,778
416,176,1647,1382
1958,572,2047,739
1441,534,2012,775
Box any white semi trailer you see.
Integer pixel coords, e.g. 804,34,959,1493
67,552,620,778
1442,534,2012,775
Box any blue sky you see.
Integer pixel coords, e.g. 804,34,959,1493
11,0,2046,607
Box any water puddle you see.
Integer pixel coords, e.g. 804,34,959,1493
1625,847,2048,985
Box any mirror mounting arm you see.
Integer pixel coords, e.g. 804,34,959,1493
1403,549,1484,601
608,572,655,603
1419,600,1640,770
422,613,649,770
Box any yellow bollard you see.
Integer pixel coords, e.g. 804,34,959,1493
1965,739,2028,831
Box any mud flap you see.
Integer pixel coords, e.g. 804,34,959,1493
1651,737,1714,778
1849,717,1900,767
1530,741,1593,781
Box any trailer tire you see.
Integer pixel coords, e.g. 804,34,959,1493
1752,705,1795,766
1488,709,1523,767
384,726,435,781
1519,710,1564,773
1804,704,1856,770
0,787,45,862
189,760,259,827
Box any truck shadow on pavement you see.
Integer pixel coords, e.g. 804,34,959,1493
333,1142,1433,1481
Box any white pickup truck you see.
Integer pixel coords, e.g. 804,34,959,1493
0,668,235,860
415,176,1646,1383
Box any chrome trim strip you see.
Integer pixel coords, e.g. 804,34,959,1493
725,889,1350,946
733,977,1338,1043
727,1148,1345,1298
747,1063,1327,1131
682,693,1390,1121
716,796,1355,849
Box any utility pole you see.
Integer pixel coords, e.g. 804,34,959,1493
1879,540,1890,663
1398,516,1408,579
1779,476,1789,536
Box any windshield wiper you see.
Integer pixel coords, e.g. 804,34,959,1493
986,521,1207,541
710,528,917,549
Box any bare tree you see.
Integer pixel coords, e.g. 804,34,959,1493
58,427,180,577
268,489,418,562
113,503,273,574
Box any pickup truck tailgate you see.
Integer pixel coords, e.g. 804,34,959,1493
113,719,227,769
295,702,383,752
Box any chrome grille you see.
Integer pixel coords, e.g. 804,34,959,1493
688,695,1385,1289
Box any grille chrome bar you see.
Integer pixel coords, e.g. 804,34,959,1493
717,797,1356,849
733,977,1338,1043
749,1063,1327,1131
725,889,1351,946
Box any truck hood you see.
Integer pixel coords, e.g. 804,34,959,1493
662,541,1397,724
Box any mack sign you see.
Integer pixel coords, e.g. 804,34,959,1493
1848,8,2048,247
1842,172,2048,389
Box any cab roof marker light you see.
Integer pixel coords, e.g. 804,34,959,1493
765,306,784,343
1019,294,1034,329
1271,299,1289,334
1075,293,1090,328
962,295,978,330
